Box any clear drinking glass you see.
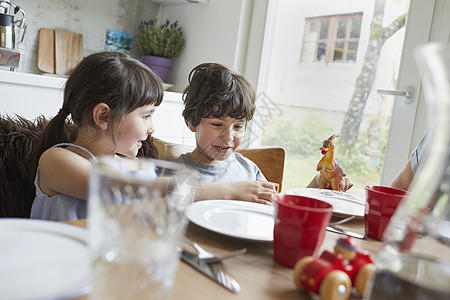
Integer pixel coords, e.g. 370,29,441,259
365,43,450,299
88,157,197,300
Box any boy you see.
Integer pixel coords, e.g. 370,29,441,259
174,63,276,204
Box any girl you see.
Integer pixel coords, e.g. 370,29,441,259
30,51,163,221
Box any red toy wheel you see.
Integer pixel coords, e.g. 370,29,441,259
354,263,375,295
319,270,351,300
293,256,314,290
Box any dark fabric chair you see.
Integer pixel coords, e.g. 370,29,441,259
0,115,159,218
0,115,48,217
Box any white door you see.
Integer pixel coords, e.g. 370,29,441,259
252,0,450,191
382,0,450,185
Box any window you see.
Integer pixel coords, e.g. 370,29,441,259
301,13,363,63
258,0,414,191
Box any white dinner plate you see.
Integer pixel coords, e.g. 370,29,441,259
285,188,366,218
186,200,274,242
0,219,90,300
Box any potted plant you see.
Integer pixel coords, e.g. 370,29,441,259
137,19,186,83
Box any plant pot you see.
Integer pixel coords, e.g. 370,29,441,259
140,55,172,83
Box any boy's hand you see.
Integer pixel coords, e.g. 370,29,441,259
232,181,276,205
196,181,277,205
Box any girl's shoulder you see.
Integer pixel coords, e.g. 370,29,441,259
37,144,95,200
43,143,96,161
39,144,95,170
41,144,79,157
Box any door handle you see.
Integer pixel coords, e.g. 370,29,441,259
377,87,414,104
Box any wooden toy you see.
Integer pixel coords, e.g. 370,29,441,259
293,236,375,300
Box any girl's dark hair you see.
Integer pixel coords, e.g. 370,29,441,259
182,63,255,126
33,51,163,167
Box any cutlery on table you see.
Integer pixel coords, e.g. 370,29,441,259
328,215,356,226
183,238,247,264
326,226,365,239
179,249,241,293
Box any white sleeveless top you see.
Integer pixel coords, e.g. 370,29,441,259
30,143,96,221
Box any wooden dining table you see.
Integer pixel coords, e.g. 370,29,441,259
64,216,383,300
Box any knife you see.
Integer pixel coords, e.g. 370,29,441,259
326,226,365,239
180,249,241,293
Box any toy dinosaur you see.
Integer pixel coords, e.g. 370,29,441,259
316,134,351,191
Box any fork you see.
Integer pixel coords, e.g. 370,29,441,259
183,238,247,264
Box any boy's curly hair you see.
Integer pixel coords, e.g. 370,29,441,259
181,63,255,127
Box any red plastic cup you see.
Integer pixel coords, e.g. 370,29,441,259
273,194,333,268
365,185,408,240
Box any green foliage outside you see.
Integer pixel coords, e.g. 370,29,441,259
137,19,185,59
261,111,386,192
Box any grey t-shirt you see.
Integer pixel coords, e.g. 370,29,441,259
173,152,266,184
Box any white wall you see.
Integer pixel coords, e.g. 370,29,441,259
162,0,267,92
162,0,244,91
10,0,159,74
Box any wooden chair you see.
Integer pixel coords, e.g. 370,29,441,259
237,148,285,192
152,138,193,161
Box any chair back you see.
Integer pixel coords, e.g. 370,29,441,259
0,115,48,217
151,138,194,161
237,148,285,192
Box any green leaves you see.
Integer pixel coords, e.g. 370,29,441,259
137,19,186,59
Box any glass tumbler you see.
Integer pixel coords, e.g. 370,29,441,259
365,43,450,299
88,157,197,300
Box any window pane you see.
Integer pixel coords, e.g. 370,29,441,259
336,19,347,39
347,41,359,61
304,20,318,40
350,17,362,38
304,28,318,42
317,42,327,62
333,41,344,61
301,42,316,62
319,20,329,39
